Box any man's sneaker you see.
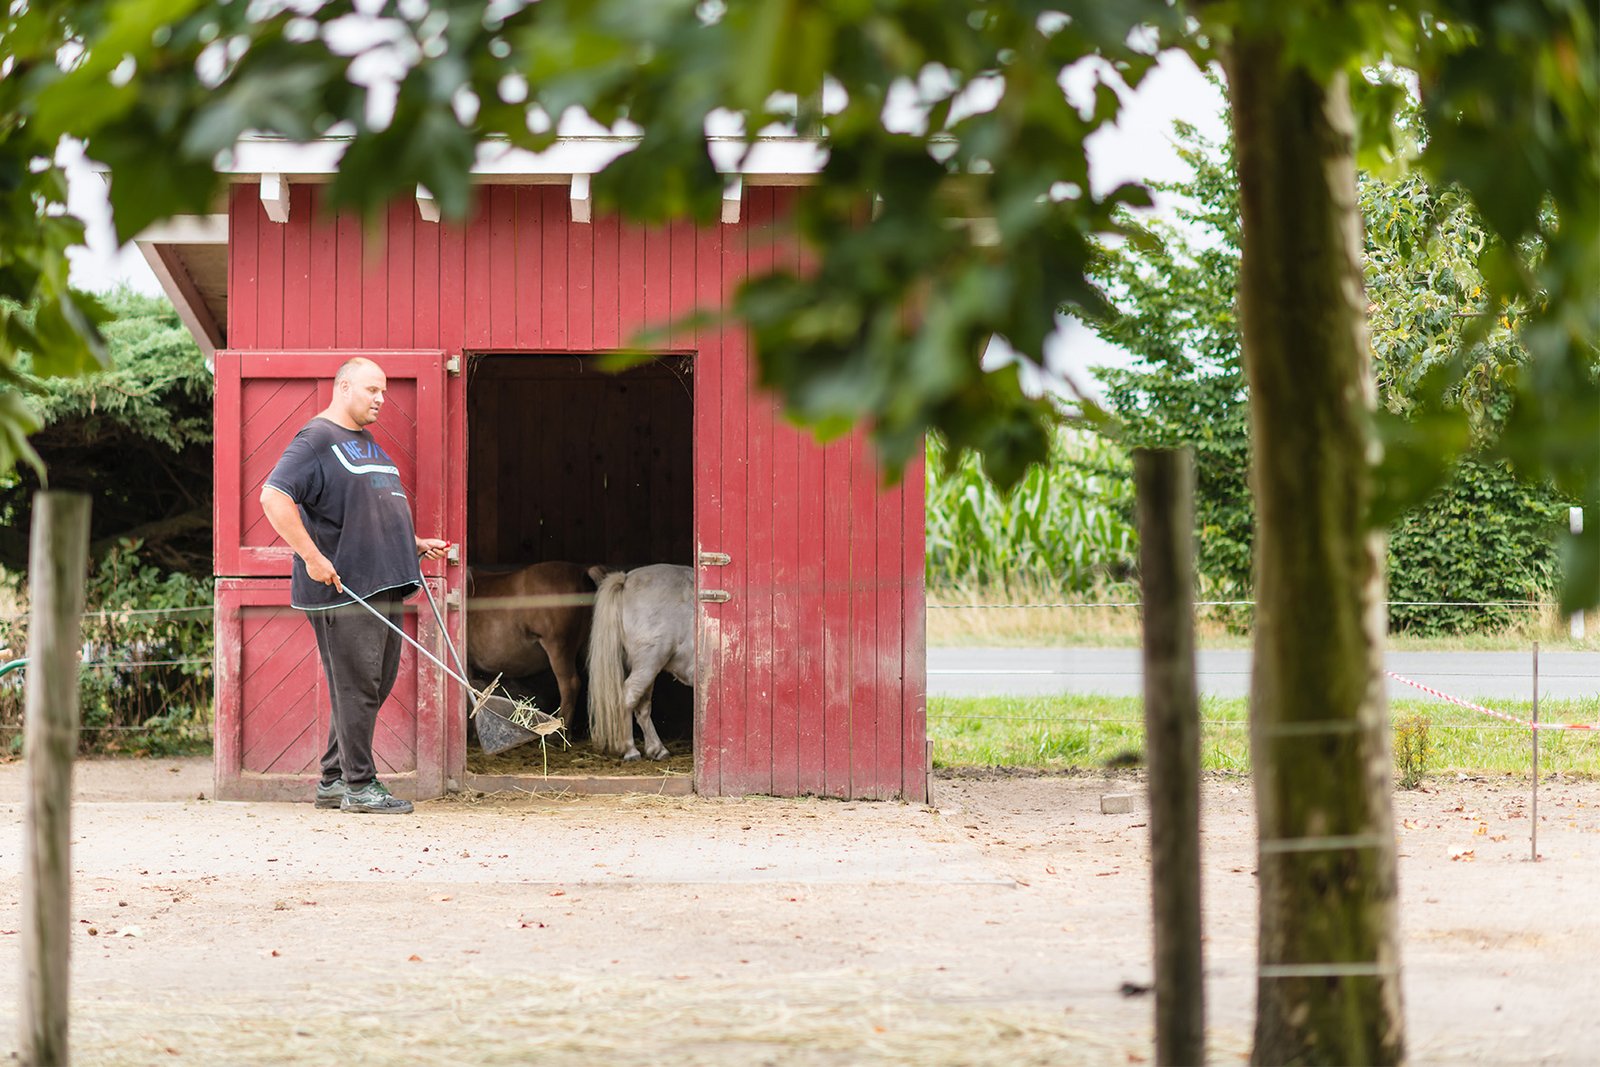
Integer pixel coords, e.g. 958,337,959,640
340,779,414,814
314,778,347,809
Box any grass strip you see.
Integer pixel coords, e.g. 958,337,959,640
929,694,1600,777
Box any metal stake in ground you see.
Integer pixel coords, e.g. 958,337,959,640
21,492,91,1067
1134,447,1204,1067
1531,641,1539,864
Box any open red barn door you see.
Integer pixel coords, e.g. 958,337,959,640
213,350,453,801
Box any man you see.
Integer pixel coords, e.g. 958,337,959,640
260,357,449,814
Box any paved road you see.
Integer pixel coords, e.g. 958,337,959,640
928,648,1599,703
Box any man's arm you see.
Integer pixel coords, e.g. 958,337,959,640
260,487,343,592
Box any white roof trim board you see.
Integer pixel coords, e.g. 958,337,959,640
223,133,826,181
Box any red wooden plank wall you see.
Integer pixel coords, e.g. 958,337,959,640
228,182,926,802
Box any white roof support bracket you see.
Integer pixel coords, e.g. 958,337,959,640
721,176,743,224
570,173,592,223
416,185,440,223
259,173,290,223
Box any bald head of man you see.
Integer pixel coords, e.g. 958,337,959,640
326,358,388,429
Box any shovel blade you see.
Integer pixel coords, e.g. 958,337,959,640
473,696,540,755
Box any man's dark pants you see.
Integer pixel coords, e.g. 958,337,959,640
306,589,404,788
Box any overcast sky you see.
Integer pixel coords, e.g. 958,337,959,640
65,50,1226,396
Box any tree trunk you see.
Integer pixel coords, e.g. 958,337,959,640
1227,35,1406,1066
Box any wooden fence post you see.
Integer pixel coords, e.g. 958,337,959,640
20,491,92,1067
1134,448,1205,1066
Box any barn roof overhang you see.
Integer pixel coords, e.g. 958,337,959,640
135,128,827,358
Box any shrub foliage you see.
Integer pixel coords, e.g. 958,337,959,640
0,290,215,753
1,289,213,577
1078,114,1570,633
1,541,212,755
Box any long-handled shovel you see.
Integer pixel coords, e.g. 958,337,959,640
414,578,565,755
342,583,561,755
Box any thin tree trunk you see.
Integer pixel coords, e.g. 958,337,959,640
1227,35,1405,1066
20,491,92,1066
1136,448,1204,1066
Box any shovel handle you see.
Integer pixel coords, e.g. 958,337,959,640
341,586,472,692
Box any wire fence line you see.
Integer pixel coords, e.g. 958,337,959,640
929,599,1557,610
0,595,1567,625
0,604,215,623
0,582,1586,747
928,712,1589,732
929,668,1599,679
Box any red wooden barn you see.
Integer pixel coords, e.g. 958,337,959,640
138,135,928,803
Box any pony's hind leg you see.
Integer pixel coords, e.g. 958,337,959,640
633,695,670,761
619,663,668,761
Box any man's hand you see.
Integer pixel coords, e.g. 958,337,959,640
416,537,450,561
305,552,343,593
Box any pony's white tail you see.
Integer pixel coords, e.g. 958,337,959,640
585,569,632,756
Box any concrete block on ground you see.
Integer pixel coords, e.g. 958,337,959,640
1100,792,1135,815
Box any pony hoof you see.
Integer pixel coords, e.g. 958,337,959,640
648,748,670,761
622,751,642,762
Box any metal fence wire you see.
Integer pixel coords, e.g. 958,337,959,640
0,597,1591,744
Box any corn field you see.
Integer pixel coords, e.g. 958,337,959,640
924,428,1137,594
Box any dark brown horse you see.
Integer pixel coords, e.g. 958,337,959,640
466,561,608,729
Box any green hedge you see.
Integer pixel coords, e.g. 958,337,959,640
0,541,212,756
1387,460,1565,634
1077,114,1572,635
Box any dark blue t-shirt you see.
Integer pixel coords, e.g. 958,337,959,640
263,417,422,610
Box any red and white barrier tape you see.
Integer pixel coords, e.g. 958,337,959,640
1385,671,1595,732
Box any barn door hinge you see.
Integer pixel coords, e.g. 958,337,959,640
698,589,732,603
698,551,731,567
445,356,461,375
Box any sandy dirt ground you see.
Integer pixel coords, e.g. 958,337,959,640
0,758,1596,1066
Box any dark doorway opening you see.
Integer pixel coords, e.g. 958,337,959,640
463,354,695,776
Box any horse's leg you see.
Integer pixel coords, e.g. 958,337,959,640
619,652,668,761
633,686,670,761
542,636,584,729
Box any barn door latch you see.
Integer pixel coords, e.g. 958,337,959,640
445,356,461,375
698,589,732,604
698,551,731,567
